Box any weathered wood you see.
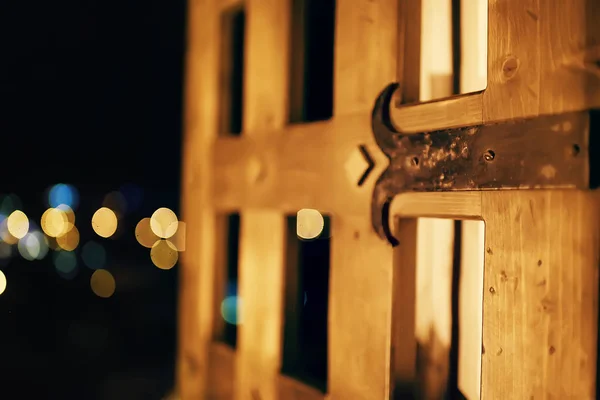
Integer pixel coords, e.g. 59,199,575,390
481,191,599,399
327,1,397,398
234,0,290,399
178,0,221,398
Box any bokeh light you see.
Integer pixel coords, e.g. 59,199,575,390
48,183,79,210
150,239,178,270
91,207,118,238
170,221,186,252
57,225,80,251
150,208,178,239
7,210,29,239
135,218,159,248
90,269,116,298
41,207,69,237
0,270,6,295
0,242,11,260
82,241,106,270
18,231,49,261
296,208,324,240
0,216,18,245
54,251,78,280
56,204,76,225
220,296,241,325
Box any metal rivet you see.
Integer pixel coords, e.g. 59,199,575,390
483,150,495,162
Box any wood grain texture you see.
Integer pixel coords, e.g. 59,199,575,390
211,115,388,216
480,191,599,399
538,0,600,114
178,0,221,398
234,0,290,399
327,1,397,398
482,0,540,122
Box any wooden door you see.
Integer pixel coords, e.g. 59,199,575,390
178,0,600,399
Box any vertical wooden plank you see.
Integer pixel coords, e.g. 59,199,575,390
457,220,484,400
482,0,540,122
396,0,422,105
235,0,290,399
390,219,418,394
457,1,486,397
328,1,397,399
480,191,599,399
539,0,600,114
178,0,220,398
414,2,455,398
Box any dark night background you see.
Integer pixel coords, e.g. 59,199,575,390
1,0,187,398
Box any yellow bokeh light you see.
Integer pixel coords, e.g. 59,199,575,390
41,208,69,237
91,207,118,238
150,239,179,270
0,219,18,245
56,204,76,226
135,218,159,248
90,269,116,298
7,210,29,239
296,208,324,240
170,221,186,252
0,270,6,295
57,225,80,251
150,208,178,239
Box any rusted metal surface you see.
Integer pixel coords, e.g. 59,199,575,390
371,83,590,245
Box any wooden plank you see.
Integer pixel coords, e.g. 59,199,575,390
482,0,540,122
480,191,599,399
396,0,422,105
391,92,483,134
207,343,237,399
234,0,290,399
457,220,484,400
327,1,397,398
211,114,388,215
178,0,221,398
389,218,418,397
539,0,600,114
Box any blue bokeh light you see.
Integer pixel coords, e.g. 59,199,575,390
48,184,79,210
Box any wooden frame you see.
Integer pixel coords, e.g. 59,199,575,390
179,0,600,398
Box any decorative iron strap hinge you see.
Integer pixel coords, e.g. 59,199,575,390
370,83,595,246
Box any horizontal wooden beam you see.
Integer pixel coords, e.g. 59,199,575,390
390,92,483,133
212,113,388,215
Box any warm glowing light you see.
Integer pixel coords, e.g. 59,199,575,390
91,207,118,238
135,218,159,248
0,218,18,245
41,208,69,237
0,270,6,295
48,183,79,210
54,251,78,279
170,221,186,252
221,296,241,325
56,204,76,226
296,208,324,240
57,225,80,251
82,241,106,270
18,231,48,261
150,239,178,270
150,208,178,239
7,210,29,239
90,269,116,298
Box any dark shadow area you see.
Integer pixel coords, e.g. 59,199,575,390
282,215,330,393
289,0,335,123
1,0,186,398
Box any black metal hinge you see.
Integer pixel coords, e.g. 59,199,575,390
371,83,594,246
